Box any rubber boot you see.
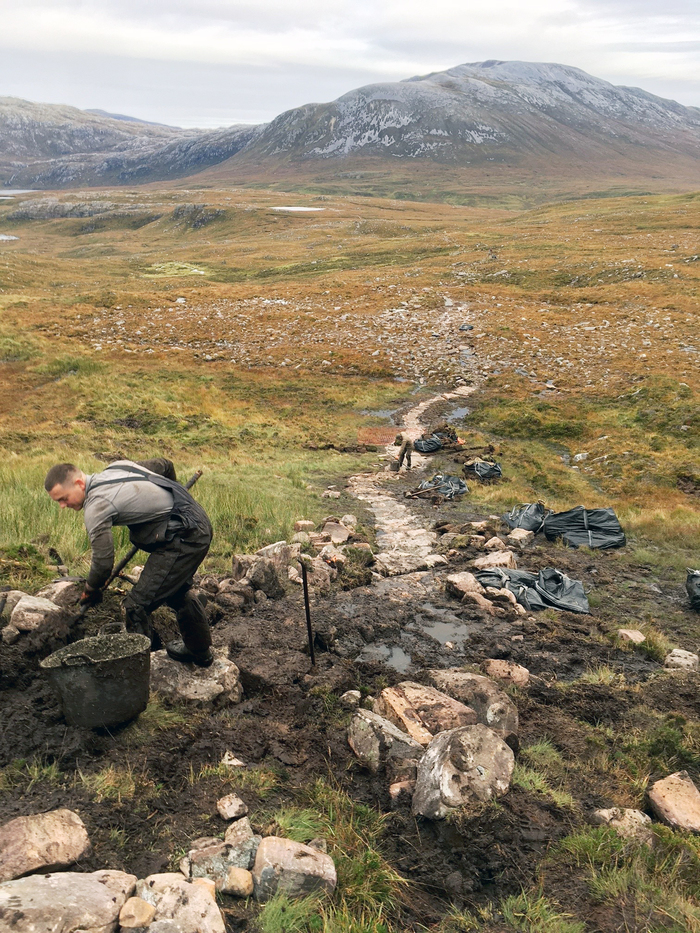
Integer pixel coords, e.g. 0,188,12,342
123,603,161,651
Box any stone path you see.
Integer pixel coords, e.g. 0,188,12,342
348,386,474,576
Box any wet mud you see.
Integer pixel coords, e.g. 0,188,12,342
1,388,698,932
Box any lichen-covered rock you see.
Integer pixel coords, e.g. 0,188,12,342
150,648,242,706
664,649,699,671
252,836,337,902
245,557,285,599
347,709,423,772
0,869,135,932
412,725,515,819
135,872,225,933
0,808,91,882
591,807,653,843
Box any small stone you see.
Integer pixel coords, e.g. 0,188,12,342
481,659,530,687
591,807,653,844
340,514,358,528
664,649,699,671
618,629,646,645
254,590,268,603
294,520,316,533
649,771,700,832
506,528,535,549
0,590,28,621
319,543,346,565
307,838,328,853
221,751,246,768
135,873,225,933
223,816,261,868
291,531,311,545
340,689,362,709
484,536,507,551
472,551,517,571
217,793,248,821
1,624,20,645
389,780,415,807
220,866,254,897
322,490,341,498
119,896,156,929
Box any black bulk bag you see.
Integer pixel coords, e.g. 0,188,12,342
543,506,626,549
687,569,700,611
502,502,551,533
535,568,590,614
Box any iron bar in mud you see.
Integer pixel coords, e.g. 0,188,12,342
300,558,316,666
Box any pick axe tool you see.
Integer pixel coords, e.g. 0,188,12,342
72,468,203,624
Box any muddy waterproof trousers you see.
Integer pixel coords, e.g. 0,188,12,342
123,517,212,654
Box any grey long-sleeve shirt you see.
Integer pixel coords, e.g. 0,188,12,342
83,460,174,588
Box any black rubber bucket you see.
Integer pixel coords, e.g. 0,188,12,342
40,633,151,729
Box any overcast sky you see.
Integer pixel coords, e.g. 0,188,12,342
1,0,698,127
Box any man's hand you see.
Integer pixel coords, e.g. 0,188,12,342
79,584,103,607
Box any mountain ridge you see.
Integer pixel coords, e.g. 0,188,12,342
2,60,700,191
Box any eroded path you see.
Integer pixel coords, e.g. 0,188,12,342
348,385,474,576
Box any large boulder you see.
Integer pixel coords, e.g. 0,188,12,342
427,670,519,746
35,580,83,608
648,771,700,832
373,682,477,746
288,556,337,594
0,808,91,883
245,557,285,600
0,869,135,932
150,648,243,706
412,724,515,820
136,872,225,933
10,595,62,632
347,709,423,773
664,649,699,671
252,836,337,902
255,541,301,576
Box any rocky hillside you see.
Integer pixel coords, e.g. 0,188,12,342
246,60,700,163
4,60,700,188
0,97,263,187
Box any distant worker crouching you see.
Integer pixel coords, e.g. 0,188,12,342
395,434,413,471
45,458,214,666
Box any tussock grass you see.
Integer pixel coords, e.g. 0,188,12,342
500,892,585,933
512,764,577,810
78,764,138,802
554,825,700,931
0,757,63,791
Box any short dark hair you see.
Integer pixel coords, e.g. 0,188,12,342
44,463,79,492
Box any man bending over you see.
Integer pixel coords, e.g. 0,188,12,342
45,459,213,666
